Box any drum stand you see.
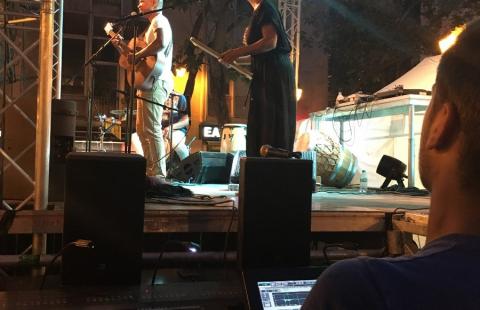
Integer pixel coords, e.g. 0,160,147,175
97,114,119,152
124,23,138,154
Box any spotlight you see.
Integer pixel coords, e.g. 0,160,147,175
376,155,407,189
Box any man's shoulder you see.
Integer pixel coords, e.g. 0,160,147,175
152,14,171,29
303,235,480,310
319,256,377,284
302,258,385,309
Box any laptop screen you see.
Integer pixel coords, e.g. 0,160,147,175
257,279,317,309
242,267,323,310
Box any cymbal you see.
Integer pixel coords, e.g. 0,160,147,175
110,109,137,116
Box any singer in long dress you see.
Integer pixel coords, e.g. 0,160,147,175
221,0,296,157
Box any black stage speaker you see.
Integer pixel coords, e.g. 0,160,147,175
170,151,233,184
62,152,146,286
238,158,312,269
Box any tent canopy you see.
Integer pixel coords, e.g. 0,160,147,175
376,55,441,94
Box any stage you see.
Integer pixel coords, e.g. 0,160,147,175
0,185,430,306
4,184,430,237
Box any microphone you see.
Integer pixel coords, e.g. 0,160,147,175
259,145,302,159
113,11,138,23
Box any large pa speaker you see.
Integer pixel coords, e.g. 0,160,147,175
62,152,146,286
170,151,233,184
238,157,312,269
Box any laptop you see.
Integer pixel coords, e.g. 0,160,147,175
242,267,324,310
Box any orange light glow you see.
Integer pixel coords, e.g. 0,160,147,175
296,88,303,101
439,25,466,53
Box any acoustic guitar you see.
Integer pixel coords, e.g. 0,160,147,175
104,22,164,91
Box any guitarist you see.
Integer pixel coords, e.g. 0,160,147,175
113,0,173,179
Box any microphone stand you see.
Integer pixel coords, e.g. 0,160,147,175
84,26,125,152
168,101,174,174
125,24,137,154
116,90,185,113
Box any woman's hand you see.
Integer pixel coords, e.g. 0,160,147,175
220,48,242,65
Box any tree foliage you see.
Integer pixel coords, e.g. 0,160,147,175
166,0,480,114
303,0,480,103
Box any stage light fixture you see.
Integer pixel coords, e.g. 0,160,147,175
376,155,407,189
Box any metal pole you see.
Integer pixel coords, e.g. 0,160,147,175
54,0,63,99
125,25,137,154
408,105,415,187
33,0,55,258
294,0,301,90
1,0,7,206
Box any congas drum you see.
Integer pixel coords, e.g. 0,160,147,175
314,133,358,188
220,124,247,153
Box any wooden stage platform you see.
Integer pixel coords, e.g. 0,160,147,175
5,185,430,236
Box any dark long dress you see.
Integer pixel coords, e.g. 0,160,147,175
246,0,296,157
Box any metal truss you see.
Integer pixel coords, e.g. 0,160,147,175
0,0,63,212
278,0,301,88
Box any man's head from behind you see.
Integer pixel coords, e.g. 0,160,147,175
420,19,480,191
138,0,163,13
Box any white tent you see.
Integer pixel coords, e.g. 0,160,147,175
376,55,441,93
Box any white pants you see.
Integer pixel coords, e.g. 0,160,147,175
136,79,172,176
170,130,189,161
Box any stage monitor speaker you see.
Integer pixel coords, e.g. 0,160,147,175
238,157,312,269
170,151,233,184
62,152,146,286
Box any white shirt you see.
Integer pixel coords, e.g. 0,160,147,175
145,13,173,83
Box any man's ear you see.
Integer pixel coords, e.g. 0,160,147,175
425,102,459,150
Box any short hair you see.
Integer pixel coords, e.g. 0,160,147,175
435,19,480,188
